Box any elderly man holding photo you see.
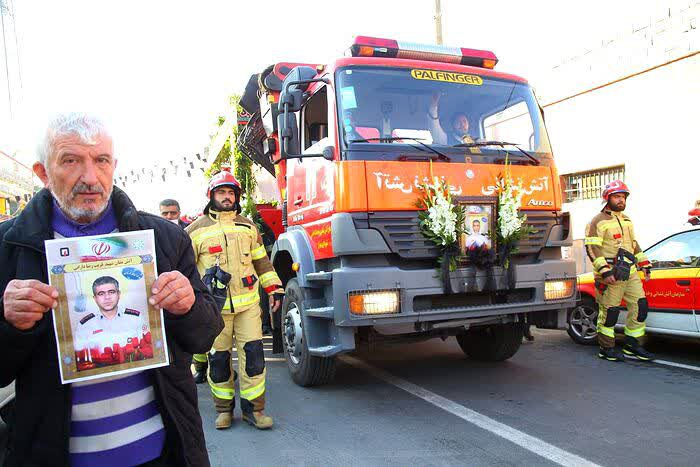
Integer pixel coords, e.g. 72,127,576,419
0,113,223,467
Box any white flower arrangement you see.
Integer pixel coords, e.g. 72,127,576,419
415,179,466,269
496,160,536,269
498,179,525,240
426,193,458,246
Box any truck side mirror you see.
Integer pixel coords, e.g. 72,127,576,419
277,112,300,157
279,66,318,112
277,66,329,161
322,146,335,161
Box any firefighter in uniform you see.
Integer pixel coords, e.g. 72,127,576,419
585,180,654,362
75,276,146,351
186,170,284,430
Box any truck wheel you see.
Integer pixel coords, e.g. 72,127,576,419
282,279,336,387
456,323,523,362
567,296,599,346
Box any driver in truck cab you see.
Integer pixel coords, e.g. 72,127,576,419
427,92,477,145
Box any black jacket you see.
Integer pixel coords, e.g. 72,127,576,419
0,188,224,467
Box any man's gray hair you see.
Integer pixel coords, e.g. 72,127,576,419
37,112,111,165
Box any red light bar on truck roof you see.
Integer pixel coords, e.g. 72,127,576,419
350,36,498,69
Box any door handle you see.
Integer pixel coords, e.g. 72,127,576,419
676,279,691,286
293,197,304,206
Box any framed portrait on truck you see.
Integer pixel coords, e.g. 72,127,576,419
457,196,497,257
45,230,169,384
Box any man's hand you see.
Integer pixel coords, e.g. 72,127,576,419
643,268,652,282
429,92,441,114
602,274,617,285
150,271,195,315
3,279,58,331
269,292,284,314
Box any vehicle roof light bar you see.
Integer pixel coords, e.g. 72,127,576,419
350,36,498,69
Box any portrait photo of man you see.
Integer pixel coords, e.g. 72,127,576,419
464,218,491,250
72,274,152,370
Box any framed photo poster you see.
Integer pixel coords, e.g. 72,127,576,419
457,196,497,257
45,230,169,384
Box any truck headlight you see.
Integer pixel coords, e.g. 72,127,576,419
544,279,576,300
349,289,400,315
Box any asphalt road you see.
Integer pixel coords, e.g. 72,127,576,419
200,330,700,467
3,330,699,466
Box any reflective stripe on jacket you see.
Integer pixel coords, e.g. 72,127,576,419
186,209,283,312
585,208,650,277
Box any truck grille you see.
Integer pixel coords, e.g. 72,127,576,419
516,211,558,255
365,210,558,259
366,211,439,259
413,288,536,311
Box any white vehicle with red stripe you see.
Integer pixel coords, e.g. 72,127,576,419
568,225,700,344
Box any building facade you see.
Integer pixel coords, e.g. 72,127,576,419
0,150,35,221
539,3,699,272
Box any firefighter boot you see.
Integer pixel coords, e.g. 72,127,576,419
215,412,233,430
193,369,207,384
623,336,655,361
598,346,625,362
192,354,208,384
193,369,206,384
242,410,273,430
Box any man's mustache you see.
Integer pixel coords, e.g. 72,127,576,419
69,182,105,198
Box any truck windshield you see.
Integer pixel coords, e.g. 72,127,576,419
335,66,552,163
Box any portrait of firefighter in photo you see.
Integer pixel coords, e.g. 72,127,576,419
73,275,148,365
186,169,284,430
585,180,654,362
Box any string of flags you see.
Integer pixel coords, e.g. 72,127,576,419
113,152,211,188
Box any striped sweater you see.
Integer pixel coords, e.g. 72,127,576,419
70,372,165,466
51,201,165,465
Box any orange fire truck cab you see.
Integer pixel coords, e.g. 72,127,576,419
238,36,576,386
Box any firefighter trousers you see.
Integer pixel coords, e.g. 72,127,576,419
595,269,648,348
207,305,266,414
192,353,208,372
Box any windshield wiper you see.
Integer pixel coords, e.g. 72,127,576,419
452,140,540,166
349,137,451,161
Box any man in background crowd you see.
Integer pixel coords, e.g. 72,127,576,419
160,198,189,228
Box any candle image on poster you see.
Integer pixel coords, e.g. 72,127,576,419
45,230,169,384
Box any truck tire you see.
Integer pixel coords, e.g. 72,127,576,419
282,279,336,387
456,323,523,361
567,296,599,346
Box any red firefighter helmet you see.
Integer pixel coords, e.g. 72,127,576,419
207,170,241,199
601,180,630,201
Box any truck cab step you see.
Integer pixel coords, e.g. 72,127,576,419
304,306,334,318
305,271,332,282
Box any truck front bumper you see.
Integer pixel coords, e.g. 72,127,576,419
328,259,577,327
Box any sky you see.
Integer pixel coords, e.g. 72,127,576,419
0,0,692,213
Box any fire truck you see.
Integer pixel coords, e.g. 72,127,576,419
238,36,576,386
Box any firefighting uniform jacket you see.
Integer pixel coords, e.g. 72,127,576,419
585,209,652,348
186,209,283,414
